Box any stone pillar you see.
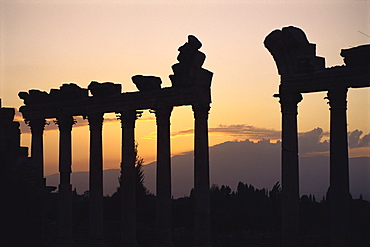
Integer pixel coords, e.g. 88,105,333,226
118,109,141,247
27,117,47,244
154,106,173,246
279,93,302,247
88,113,105,246
55,115,75,247
192,103,211,247
327,88,350,247
27,117,47,186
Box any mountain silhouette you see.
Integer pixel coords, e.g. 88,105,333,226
46,138,370,200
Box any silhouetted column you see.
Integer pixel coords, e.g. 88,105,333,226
55,115,75,247
27,117,47,186
327,88,350,247
154,106,173,246
192,103,211,247
27,117,47,244
119,109,141,247
279,93,302,247
88,113,105,246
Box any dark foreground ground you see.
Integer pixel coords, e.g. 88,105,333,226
40,220,369,247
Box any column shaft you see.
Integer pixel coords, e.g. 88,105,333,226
192,104,211,247
88,113,105,246
119,109,140,247
27,117,46,244
155,107,173,246
327,88,350,247
279,93,302,247
28,118,46,186
56,115,74,246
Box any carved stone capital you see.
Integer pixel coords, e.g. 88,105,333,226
326,87,348,110
278,93,303,114
87,113,104,131
117,109,142,128
192,104,210,120
26,117,47,134
54,115,75,132
152,106,173,126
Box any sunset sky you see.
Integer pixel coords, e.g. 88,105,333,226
1,0,369,176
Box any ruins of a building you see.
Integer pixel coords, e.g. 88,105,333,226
0,100,56,245
18,35,213,247
264,26,370,247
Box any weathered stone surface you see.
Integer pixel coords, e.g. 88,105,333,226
50,83,88,100
18,90,49,105
88,81,122,97
0,107,15,122
131,75,162,92
19,83,88,105
264,26,325,78
170,35,211,88
341,44,370,67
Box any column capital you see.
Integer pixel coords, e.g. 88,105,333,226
117,109,142,128
25,117,47,134
87,112,104,131
54,115,76,132
152,106,173,126
278,93,303,114
326,87,348,110
192,103,210,120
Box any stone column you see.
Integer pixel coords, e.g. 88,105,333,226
327,88,350,247
55,115,75,247
118,109,141,247
279,93,302,247
27,117,47,186
192,103,211,247
27,117,47,244
88,113,105,246
154,106,173,246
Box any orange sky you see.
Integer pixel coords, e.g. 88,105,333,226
1,0,369,175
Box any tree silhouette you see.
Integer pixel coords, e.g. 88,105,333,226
105,142,155,223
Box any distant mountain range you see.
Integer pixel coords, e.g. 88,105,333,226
46,138,370,200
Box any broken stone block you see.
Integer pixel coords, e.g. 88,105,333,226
132,75,162,92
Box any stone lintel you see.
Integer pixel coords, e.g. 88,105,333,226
279,67,370,94
19,85,211,120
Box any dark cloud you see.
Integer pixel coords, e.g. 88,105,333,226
171,124,370,154
349,130,370,148
298,128,329,154
348,129,363,148
171,124,281,140
14,106,370,153
358,134,370,147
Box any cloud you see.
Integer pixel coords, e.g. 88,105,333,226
349,130,363,148
13,106,370,153
298,128,329,155
349,130,370,148
298,128,370,156
170,124,370,154
358,134,370,147
171,124,281,140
